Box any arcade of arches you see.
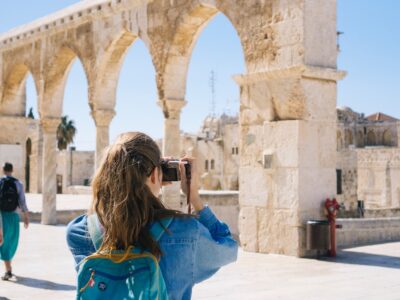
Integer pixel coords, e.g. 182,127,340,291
0,0,345,257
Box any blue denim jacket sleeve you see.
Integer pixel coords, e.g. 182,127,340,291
193,206,238,283
66,214,95,270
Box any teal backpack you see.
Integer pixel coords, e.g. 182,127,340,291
76,214,172,300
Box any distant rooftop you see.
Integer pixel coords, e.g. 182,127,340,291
366,112,398,122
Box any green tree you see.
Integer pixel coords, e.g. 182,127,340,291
57,115,77,150
27,107,35,119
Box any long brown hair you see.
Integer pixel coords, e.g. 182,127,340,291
91,132,182,257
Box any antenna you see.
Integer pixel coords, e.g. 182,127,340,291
209,70,216,116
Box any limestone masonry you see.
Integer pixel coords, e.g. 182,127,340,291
0,0,345,256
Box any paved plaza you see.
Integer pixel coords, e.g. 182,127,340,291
0,217,399,299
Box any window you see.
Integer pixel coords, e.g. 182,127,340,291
235,147,239,154
211,159,215,170
336,169,342,195
232,147,235,155
205,160,209,171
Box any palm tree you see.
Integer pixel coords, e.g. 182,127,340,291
57,115,77,150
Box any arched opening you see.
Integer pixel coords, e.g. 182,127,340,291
179,12,245,191
111,38,162,143
2,64,39,116
356,131,364,148
63,60,94,151
25,138,32,192
383,130,392,146
25,73,39,119
62,58,94,190
344,129,353,147
43,47,91,119
367,130,376,146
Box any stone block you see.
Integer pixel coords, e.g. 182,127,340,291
239,166,270,207
301,79,337,122
298,167,336,213
257,208,300,256
239,206,259,252
304,0,337,68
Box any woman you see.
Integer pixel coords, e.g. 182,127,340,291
66,132,238,299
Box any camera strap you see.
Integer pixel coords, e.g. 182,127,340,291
187,178,191,214
185,164,192,214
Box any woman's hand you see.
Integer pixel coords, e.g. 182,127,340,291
0,230,3,246
23,212,29,229
180,156,204,212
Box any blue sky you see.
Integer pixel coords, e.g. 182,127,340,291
1,1,399,150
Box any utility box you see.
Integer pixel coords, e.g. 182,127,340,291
306,220,330,250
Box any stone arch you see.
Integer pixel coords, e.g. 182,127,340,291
344,129,353,147
367,130,376,146
160,4,246,101
1,64,40,116
41,47,92,118
356,130,364,148
91,31,138,111
383,130,392,146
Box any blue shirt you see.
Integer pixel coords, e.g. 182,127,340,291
66,206,238,300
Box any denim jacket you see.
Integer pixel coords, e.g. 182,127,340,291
66,206,238,300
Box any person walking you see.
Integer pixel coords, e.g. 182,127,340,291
0,162,29,281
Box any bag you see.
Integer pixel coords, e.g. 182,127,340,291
76,214,172,300
0,177,19,212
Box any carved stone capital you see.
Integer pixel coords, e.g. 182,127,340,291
158,99,187,119
40,118,60,134
91,109,116,127
233,66,347,86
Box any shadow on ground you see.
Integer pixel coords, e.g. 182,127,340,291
320,249,400,270
9,276,76,291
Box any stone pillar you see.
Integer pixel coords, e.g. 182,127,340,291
41,118,60,225
234,66,346,257
158,99,186,210
91,109,115,170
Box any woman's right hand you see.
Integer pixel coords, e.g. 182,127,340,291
0,230,3,246
180,156,204,212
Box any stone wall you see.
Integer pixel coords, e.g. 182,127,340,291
336,149,358,210
337,217,400,247
0,144,24,180
357,148,400,209
58,149,94,193
0,116,40,190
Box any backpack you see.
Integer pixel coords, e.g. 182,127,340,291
76,214,172,300
0,177,19,212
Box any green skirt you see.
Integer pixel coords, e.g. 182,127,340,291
0,211,20,261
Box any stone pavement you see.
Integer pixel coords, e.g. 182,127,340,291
0,222,399,300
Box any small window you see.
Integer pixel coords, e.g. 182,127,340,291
235,147,239,155
205,160,209,171
211,159,215,170
336,169,342,195
232,148,235,155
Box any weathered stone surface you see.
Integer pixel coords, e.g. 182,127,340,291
0,0,343,256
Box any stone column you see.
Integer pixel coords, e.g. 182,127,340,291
158,99,186,210
91,109,116,170
234,66,346,256
41,117,60,225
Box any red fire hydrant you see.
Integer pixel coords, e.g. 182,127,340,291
325,198,341,257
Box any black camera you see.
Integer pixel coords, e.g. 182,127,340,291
161,160,191,182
